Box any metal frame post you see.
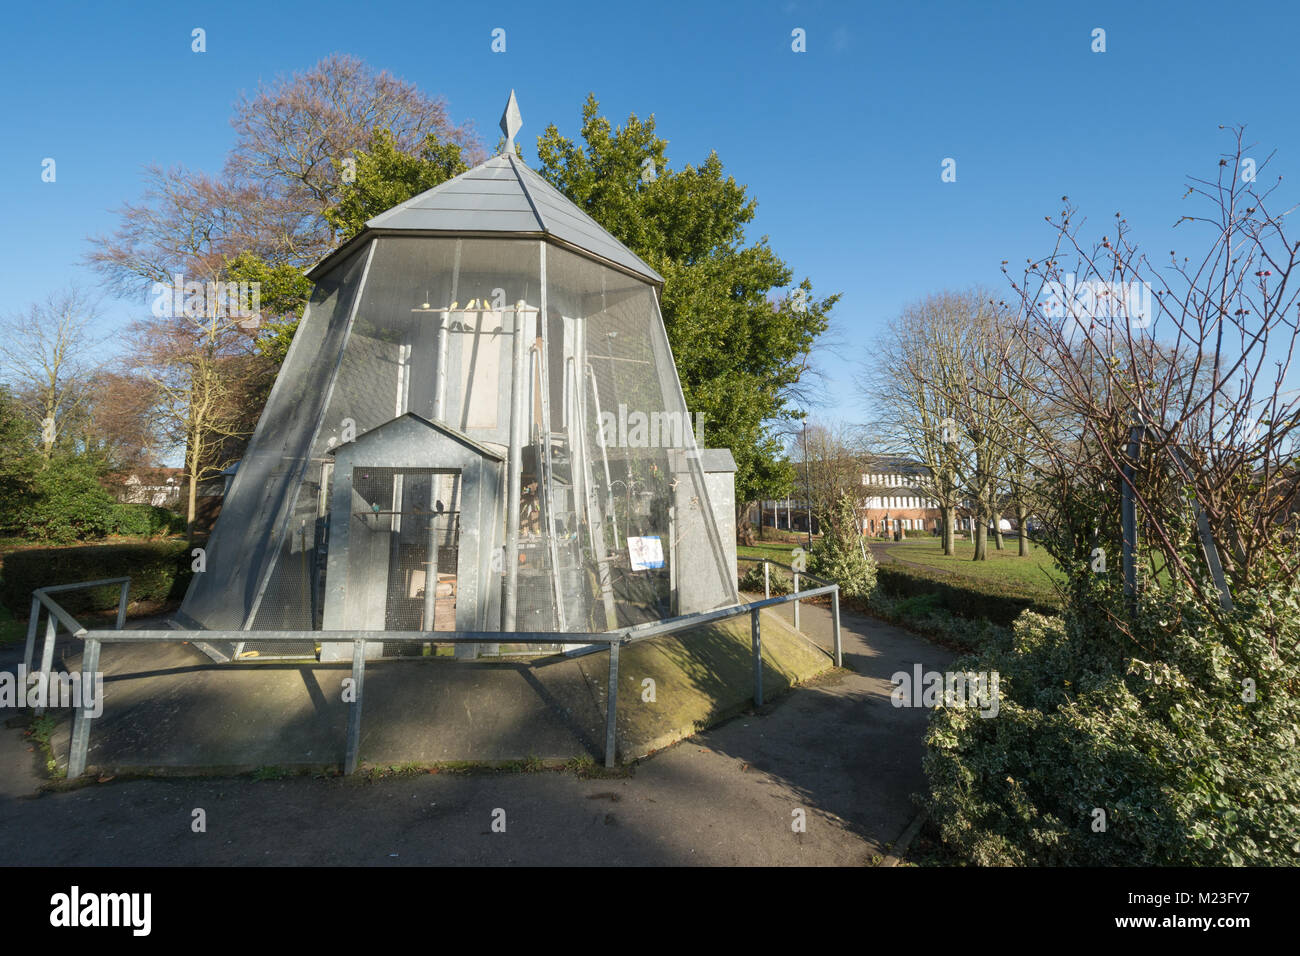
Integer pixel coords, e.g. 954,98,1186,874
67,636,101,778
34,614,57,716
116,580,129,631
1167,442,1235,612
831,586,843,667
604,640,620,768
21,595,40,678
423,505,440,632
793,572,801,631
344,639,367,774
751,607,763,707
1130,409,1233,612
504,300,529,629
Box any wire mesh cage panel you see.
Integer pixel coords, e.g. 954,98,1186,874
180,229,736,661
178,244,371,658
544,245,737,627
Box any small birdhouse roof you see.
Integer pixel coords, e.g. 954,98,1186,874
328,412,505,463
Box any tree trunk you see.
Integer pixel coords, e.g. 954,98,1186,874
41,396,56,461
737,518,755,547
186,470,198,538
1017,500,1030,556
989,489,1004,550
973,519,987,560
942,505,956,555
186,421,200,538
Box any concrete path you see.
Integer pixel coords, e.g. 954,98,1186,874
0,603,949,866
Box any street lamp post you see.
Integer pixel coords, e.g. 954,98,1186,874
802,423,813,548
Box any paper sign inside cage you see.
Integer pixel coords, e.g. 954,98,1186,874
628,535,665,571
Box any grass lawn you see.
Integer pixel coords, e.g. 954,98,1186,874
881,535,1063,601
737,535,818,566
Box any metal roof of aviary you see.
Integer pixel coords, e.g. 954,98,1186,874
307,90,663,286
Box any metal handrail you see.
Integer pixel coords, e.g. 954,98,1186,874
735,554,837,633
22,578,129,718
38,573,840,779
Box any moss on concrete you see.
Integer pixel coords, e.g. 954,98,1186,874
584,607,833,761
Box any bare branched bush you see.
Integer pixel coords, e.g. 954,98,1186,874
1001,126,1300,621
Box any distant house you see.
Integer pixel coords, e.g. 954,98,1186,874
749,455,1025,540
118,467,185,508
858,458,1027,538
859,457,950,536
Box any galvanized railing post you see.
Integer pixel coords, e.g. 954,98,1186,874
751,607,763,707
831,585,843,667
763,560,770,599
67,636,101,778
116,580,130,631
793,572,801,631
21,595,41,679
344,639,367,775
34,613,57,716
604,639,620,768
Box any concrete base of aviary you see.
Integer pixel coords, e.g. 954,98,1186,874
44,609,833,776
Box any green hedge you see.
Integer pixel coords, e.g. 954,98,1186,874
873,564,1058,626
738,561,792,595
926,589,1300,865
0,540,193,617
110,504,188,538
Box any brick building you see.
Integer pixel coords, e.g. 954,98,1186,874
752,456,1007,540
860,456,947,537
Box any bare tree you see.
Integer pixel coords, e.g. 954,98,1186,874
78,370,165,475
863,289,1040,560
861,292,975,555
227,53,484,263
1000,126,1300,625
85,164,304,294
89,55,485,285
787,421,857,534
129,308,266,534
0,287,103,460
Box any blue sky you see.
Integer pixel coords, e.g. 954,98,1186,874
2,0,1298,432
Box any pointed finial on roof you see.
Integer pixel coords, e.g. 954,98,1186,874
500,89,522,155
